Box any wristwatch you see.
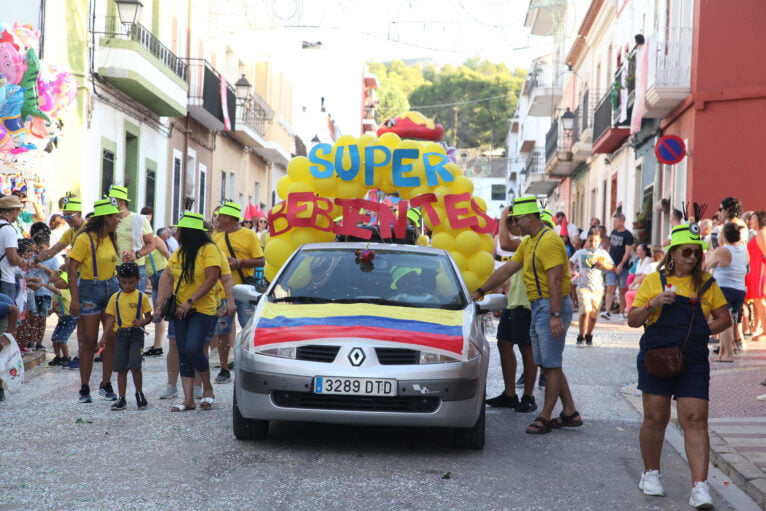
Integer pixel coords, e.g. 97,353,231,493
134,250,141,259
550,311,562,318
187,298,193,304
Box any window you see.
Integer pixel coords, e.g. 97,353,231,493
101,149,115,199
229,172,236,200
172,156,182,223
220,171,226,203
491,184,505,201
146,169,156,214
198,165,207,215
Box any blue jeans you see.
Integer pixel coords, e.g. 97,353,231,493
77,277,119,316
173,312,217,378
235,298,254,329
149,268,164,307
529,296,573,368
214,299,233,335
1,281,16,302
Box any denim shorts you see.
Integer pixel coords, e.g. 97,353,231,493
529,296,573,368
214,299,233,335
114,327,144,372
720,287,746,324
30,295,52,317
637,352,710,400
496,307,531,345
1,281,16,301
605,269,629,288
52,315,77,343
235,298,254,329
149,268,164,307
77,277,119,316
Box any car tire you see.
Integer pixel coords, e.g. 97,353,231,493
232,388,269,441
453,399,485,450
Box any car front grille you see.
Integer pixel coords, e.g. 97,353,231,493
271,391,440,413
375,348,419,365
296,345,340,363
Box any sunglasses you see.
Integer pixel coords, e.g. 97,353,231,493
63,214,75,220
680,247,701,258
258,219,268,224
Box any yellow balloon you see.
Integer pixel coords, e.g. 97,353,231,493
444,162,463,178
286,260,312,288
430,231,455,252
434,185,452,198
313,175,337,196
287,181,314,196
472,196,487,213
449,176,474,195
450,251,468,272
316,229,336,242
357,134,376,148
479,233,494,254
335,179,365,199
436,271,453,296
377,132,401,149
264,238,293,268
425,206,446,231
287,156,312,183
468,251,495,278
289,227,318,249
264,263,278,283
397,139,421,151
422,142,447,156
276,176,293,201
455,230,481,256
461,270,481,293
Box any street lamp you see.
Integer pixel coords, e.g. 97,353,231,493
235,74,252,104
560,108,575,133
114,0,143,25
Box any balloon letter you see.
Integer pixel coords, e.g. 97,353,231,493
423,152,454,187
445,193,478,230
391,148,421,188
334,144,361,181
308,143,334,178
363,144,391,186
410,193,440,228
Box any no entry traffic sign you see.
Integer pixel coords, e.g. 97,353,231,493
655,135,686,165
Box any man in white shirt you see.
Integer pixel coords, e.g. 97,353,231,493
0,195,29,302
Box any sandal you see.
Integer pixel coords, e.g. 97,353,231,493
199,397,215,410
552,410,583,428
526,416,553,435
171,403,195,412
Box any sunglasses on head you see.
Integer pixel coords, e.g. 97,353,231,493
680,247,701,258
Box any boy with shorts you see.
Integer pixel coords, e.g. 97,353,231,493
104,262,153,411
47,269,75,366
570,228,614,345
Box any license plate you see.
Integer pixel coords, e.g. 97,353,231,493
314,376,397,396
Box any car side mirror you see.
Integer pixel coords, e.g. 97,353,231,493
474,293,507,314
233,284,261,304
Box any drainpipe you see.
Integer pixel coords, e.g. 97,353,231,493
182,0,191,218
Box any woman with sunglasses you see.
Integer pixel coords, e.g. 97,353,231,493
255,216,269,249
38,196,85,261
627,223,730,508
68,199,122,404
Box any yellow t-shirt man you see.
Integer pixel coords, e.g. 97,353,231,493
632,272,727,326
211,246,233,304
115,212,153,265
167,243,222,315
212,228,264,285
511,228,571,301
69,233,118,280
58,225,86,247
105,290,153,331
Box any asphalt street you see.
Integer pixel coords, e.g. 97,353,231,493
0,319,759,511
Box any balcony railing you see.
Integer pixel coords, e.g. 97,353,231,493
186,59,236,131
238,93,273,137
592,90,613,145
526,151,545,175
100,17,186,80
652,27,693,88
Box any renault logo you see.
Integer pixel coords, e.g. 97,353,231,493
348,347,365,366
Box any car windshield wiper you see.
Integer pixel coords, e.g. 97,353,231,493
439,302,465,310
331,297,409,307
271,296,332,303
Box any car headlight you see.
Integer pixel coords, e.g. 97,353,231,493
254,347,296,359
419,351,460,364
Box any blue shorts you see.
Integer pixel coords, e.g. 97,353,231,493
605,269,629,288
637,353,710,400
720,287,746,324
214,299,233,335
496,307,531,345
149,268,164,307
167,315,216,342
52,315,77,343
30,295,52,317
529,296,573,368
77,277,119,316
235,298,254,329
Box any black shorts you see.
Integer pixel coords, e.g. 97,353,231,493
114,328,144,372
496,307,531,345
636,352,710,400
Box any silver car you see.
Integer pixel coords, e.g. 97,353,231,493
232,242,498,449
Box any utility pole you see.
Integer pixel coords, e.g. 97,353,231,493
452,106,459,148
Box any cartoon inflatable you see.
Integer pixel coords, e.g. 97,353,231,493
264,111,497,292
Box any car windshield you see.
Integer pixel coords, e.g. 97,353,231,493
270,247,467,309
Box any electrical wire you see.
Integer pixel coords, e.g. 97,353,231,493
409,94,510,109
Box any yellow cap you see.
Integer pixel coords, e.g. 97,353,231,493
406,208,422,227
107,185,130,202
508,195,539,217
175,211,206,231
61,196,82,212
668,223,708,250
93,198,120,217
540,209,554,228
215,201,243,221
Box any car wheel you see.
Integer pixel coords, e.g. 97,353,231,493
232,388,269,441
453,399,485,450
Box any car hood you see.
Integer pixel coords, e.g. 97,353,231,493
252,302,472,361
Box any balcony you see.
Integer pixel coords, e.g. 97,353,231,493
527,67,563,117
544,118,575,177
362,105,378,133
644,27,693,118
571,89,600,161
93,18,188,117
232,91,274,149
524,0,567,36
592,86,631,154
186,59,237,131
523,151,558,196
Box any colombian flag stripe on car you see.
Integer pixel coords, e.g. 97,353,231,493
254,303,465,355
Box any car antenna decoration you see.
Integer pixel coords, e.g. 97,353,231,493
355,244,375,272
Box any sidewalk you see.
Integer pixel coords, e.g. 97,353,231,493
601,317,766,509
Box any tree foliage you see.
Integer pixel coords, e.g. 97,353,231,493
369,59,526,149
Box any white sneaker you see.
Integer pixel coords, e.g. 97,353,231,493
757,393,766,401
638,470,664,496
158,384,177,400
193,385,203,399
689,481,714,509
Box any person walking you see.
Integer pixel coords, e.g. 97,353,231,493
745,211,766,342
472,195,581,435
603,212,634,320
109,186,155,292
142,234,171,357
67,198,121,403
570,228,614,346
706,222,749,361
627,222,730,508
153,211,222,412
38,195,85,261
0,195,31,304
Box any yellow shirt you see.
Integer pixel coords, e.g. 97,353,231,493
167,243,222,315
511,228,571,301
632,272,727,326
58,225,85,247
115,212,153,265
54,289,72,316
69,233,118,280
212,247,232,303
145,248,168,277
212,228,264,285
105,289,152,331
416,234,430,247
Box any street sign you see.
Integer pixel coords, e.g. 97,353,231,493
655,135,686,165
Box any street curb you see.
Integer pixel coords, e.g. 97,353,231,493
23,350,46,371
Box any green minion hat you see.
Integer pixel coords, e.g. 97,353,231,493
406,208,422,227
540,209,554,228
175,211,206,231
93,198,120,217
215,201,243,221
107,185,130,202
509,195,540,217
61,196,82,212
668,223,708,250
